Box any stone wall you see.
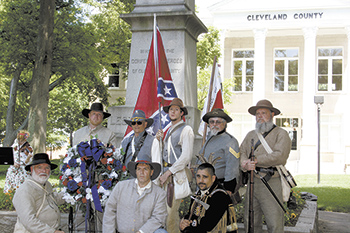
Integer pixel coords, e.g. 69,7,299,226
1,201,317,233
0,211,69,233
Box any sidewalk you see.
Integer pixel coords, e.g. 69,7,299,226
318,211,350,233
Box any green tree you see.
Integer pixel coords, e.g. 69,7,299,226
196,26,233,111
0,0,133,149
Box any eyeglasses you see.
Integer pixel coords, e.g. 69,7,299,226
208,120,224,125
131,121,143,126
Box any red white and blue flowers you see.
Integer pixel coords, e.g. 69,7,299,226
59,138,126,210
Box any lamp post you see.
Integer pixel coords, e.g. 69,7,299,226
314,96,324,184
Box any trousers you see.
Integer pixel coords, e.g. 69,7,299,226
244,175,284,233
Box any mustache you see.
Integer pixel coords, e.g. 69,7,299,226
198,183,206,186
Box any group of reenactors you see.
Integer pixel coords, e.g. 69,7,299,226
11,97,291,233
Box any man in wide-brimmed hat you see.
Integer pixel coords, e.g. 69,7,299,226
73,102,117,147
103,160,167,233
13,153,65,233
121,110,162,170
156,98,194,233
197,108,240,200
240,99,291,233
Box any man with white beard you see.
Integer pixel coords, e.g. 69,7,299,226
240,99,291,233
197,108,240,196
13,153,65,233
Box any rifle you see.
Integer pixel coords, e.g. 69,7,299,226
248,139,254,233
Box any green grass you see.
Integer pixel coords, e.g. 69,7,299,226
293,174,350,213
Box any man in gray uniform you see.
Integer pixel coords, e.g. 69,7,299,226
157,98,194,233
198,108,240,196
122,110,161,175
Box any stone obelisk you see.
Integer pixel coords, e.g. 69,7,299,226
108,0,207,144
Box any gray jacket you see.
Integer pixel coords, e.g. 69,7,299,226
103,179,167,233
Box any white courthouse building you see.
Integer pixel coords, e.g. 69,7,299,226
197,0,350,174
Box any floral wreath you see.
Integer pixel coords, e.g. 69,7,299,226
59,137,127,213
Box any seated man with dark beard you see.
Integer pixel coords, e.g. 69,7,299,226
197,108,240,196
13,153,65,233
240,99,291,233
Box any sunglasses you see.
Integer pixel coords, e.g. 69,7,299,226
131,121,143,126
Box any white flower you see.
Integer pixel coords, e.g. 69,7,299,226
64,168,73,176
62,192,76,205
109,171,119,179
74,175,83,184
63,156,71,164
86,188,92,200
113,147,122,160
75,194,83,201
107,158,113,163
98,186,111,196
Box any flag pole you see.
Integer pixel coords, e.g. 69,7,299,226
201,56,217,146
153,14,162,131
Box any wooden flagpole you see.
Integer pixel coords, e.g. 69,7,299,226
153,14,162,131
201,56,217,146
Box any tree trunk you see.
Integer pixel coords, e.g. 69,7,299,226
27,0,55,153
3,64,23,147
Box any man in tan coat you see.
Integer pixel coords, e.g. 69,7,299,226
13,153,65,233
240,99,291,233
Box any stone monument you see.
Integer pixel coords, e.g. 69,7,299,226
108,0,207,148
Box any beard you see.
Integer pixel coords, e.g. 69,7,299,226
32,169,50,185
255,119,274,134
210,126,220,136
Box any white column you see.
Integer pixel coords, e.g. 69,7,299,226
299,27,318,174
253,28,267,104
344,26,350,166
219,29,226,75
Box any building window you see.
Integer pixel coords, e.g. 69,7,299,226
232,50,254,92
317,48,343,92
276,117,299,150
109,63,120,88
321,115,342,153
108,74,119,87
276,117,299,128
274,49,299,92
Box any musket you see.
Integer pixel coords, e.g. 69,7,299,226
248,139,254,233
254,170,286,213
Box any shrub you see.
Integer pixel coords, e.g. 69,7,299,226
0,188,15,211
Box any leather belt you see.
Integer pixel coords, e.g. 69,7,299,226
163,161,172,167
256,167,277,173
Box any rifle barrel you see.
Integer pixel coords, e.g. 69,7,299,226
248,139,255,233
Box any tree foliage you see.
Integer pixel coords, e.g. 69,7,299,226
196,26,233,111
0,0,134,148
197,26,221,71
